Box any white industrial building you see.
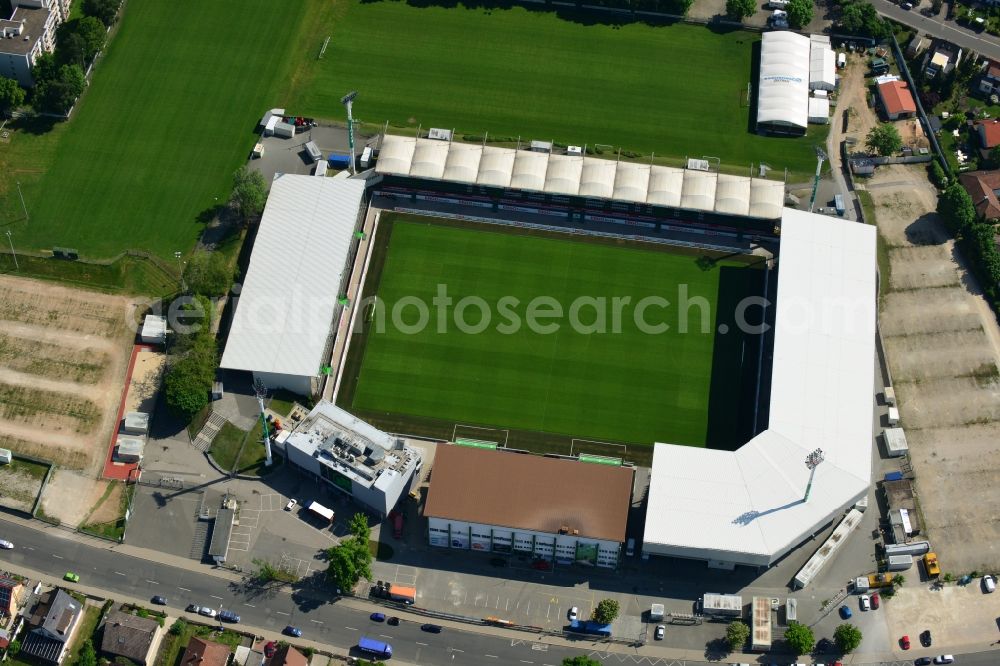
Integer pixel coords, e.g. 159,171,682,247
220,174,366,396
643,209,877,568
424,444,634,567
377,134,786,220
757,32,837,133
283,401,421,517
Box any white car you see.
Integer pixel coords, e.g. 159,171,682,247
859,594,870,611
198,607,217,618
0,540,13,549
655,625,665,640
285,498,297,511
932,657,954,665
567,606,578,621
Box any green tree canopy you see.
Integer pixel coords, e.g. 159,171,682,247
866,123,903,157
725,620,750,650
834,623,863,653
591,598,620,624
78,639,97,666
725,0,756,20
325,512,373,593
57,17,106,65
786,0,814,27
184,250,232,297
82,0,120,27
937,182,977,234
928,160,949,189
0,76,25,117
232,166,267,223
784,621,815,655
838,1,890,38
562,657,602,666
34,64,85,115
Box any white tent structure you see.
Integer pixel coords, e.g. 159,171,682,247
220,175,366,396
376,134,785,219
757,31,811,134
809,97,831,125
643,209,877,567
809,35,837,92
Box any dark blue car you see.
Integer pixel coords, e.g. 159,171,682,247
218,610,240,623
370,612,386,622
839,605,853,619
283,626,302,637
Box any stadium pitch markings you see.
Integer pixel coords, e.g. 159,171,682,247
347,216,763,449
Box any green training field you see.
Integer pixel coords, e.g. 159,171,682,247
7,0,310,259
343,216,763,450
292,1,822,177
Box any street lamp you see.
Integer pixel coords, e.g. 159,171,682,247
341,91,358,176
5,230,17,271
803,448,825,502
16,182,28,222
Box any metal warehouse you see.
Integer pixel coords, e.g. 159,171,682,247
424,444,634,568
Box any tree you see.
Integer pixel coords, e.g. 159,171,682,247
866,123,903,157
325,512,373,593
83,0,120,27
989,145,1000,169
725,620,750,650
562,657,602,666
77,639,97,666
785,622,815,655
169,619,186,636
834,623,863,653
786,0,813,27
928,160,949,189
232,166,267,223
58,32,88,68
184,250,232,297
725,0,756,20
34,64,85,115
252,558,298,584
0,76,25,117
31,52,59,84
937,182,977,234
57,17,106,66
7,640,20,656
591,599,620,624
350,512,371,542
839,1,890,39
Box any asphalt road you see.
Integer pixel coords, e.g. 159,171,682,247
871,0,1000,62
1,517,998,665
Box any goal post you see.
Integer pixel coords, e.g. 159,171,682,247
452,424,509,448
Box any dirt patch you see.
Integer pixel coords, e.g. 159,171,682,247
0,460,47,513
38,469,109,527
84,481,124,526
124,350,166,414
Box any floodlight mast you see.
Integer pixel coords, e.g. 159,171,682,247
807,146,827,212
254,379,273,467
803,448,825,502
341,91,358,175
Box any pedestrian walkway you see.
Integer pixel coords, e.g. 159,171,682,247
193,411,229,452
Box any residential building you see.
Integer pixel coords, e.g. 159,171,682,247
925,44,960,79
99,610,159,666
0,576,26,619
975,119,1000,159
0,0,71,87
268,645,307,666
877,80,917,120
283,401,422,518
180,637,231,666
979,60,1000,96
424,443,634,568
21,589,83,664
959,171,1000,222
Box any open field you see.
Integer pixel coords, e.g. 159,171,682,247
0,0,312,259
290,1,822,177
340,215,763,454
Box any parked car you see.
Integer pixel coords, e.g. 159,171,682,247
370,612,386,622
283,626,302,638
531,559,551,571
421,624,443,633
218,610,240,623
859,594,871,611
568,607,578,621
839,605,853,619
489,557,507,568
0,540,13,549
186,604,199,613
870,592,880,609
654,625,665,640
151,596,167,605
264,642,277,658
914,658,932,666
387,617,400,626
285,498,297,511
932,657,954,664
64,572,80,583
900,635,910,650
921,629,933,647
983,574,996,593
198,607,217,618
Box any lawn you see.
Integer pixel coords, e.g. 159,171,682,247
209,422,246,472
290,1,820,177
342,215,764,450
1,0,311,259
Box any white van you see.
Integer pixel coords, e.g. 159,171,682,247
626,538,636,557
984,575,996,593
768,0,788,7
837,52,847,69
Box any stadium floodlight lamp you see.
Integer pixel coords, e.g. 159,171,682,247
803,448,825,502
341,91,358,106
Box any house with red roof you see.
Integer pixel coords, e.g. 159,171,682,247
959,171,1000,222
975,119,1000,159
877,80,917,120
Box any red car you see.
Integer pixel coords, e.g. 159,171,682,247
871,592,880,609
901,635,911,650
531,559,551,571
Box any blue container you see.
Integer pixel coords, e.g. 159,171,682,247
884,471,903,482
327,153,352,169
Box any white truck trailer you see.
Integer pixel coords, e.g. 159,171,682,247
702,593,743,618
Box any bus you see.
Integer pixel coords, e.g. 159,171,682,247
358,636,392,659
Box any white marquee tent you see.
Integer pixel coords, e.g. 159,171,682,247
757,31,811,132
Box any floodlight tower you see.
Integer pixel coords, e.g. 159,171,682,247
807,147,827,213
341,91,358,175
803,448,825,502
253,378,273,467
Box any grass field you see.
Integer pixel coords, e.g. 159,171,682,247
292,1,822,176
341,215,764,451
0,0,311,259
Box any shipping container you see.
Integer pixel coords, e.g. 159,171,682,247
702,593,743,618
305,140,322,163
358,637,392,658
888,554,913,571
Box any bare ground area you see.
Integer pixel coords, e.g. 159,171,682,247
83,481,124,526
886,582,1000,653
0,461,46,513
0,275,136,526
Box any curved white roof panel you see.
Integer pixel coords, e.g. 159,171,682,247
409,138,450,179
757,31,810,130
544,154,583,196
646,166,684,207
477,146,515,188
680,169,717,212
643,209,877,567
510,150,549,191
613,161,651,203
376,134,416,175
749,179,785,220
579,157,617,199
714,174,751,217
443,142,483,183
810,45,836,91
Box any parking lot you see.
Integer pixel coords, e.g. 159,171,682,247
246,124,377,184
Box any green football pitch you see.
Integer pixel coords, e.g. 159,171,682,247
342,216,765,450
292,1,823,178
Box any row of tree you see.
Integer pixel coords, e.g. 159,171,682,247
937,179,1000,304
726,618,862,655
725,0,812,27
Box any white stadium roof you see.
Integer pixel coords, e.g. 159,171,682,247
643,209,877,566
757,31,810,131
376,134,784,219
220,175,366,380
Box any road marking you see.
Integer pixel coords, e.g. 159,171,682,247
531,644,548,651
146,580,158,585
520,661,534,664
310,620,323,624
344,626,358,631
276,611,289,616
416,642,428,646
52,554,63,559
379,634,392,639
244,604,255,608
484,656,498,659
451,648,464,653
210,595,222,600
178,587,191,592
114,572,126,576
25,547,34,551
